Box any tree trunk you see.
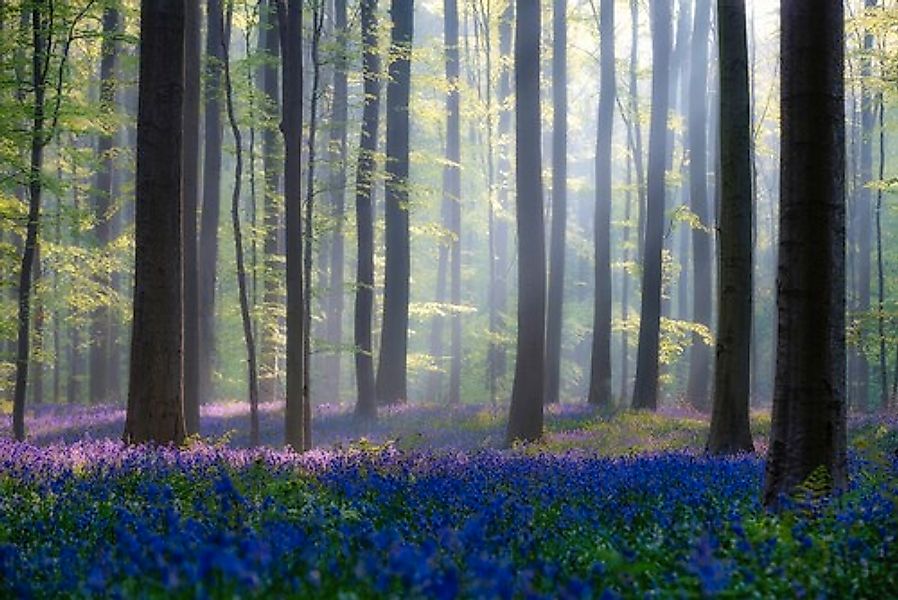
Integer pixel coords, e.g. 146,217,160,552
259,0,282,405
278,0,305,451
88,5,120,406
875,93,886,408
708,0,753,454
123,0,186,445
631,0,671,411
12,3,48,441
588,0,613,409
354,0,380,419
375,0,413,406
506,0,545,444
544,0,566,406
685,0,712,411
198,0,225,405
445,0,461,406
183,0,201,434
323,0,349,403
221,11,261,447
763,0,847,507
629,0,646,265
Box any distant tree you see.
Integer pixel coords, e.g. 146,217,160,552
545,0,566,406
199,0,225,405
183,0,201,434
631,0,671,411
708,0,753,455
685,0,712,410
588,0,614,409
279,0,306,451
123,0,186,445
89,4,120,407
354,0,380,420
444,0,461,406
764,0,847,507
376,0,413,406
506,0,545,444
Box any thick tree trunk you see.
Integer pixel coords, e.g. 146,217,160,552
89,6,120,406
506,0,545,444
354,0,380,419
708,0,753,454
123,0,186,445
259,0,282,405
631,0,671,411
763,0,847,507
376,0,413,406
544,0,566,406
198,0,225,405
588,0,613,409
686,0,713,411
182,0,201,434
279,0,305,451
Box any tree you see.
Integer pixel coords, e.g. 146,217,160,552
506,0,545,444
199,0,225,405
707,0,753,454
123,0,186,445
545,0,566,406
89,4,120,407
376,0,413,406
685,0,712,410
631,0,671,411
763,0,847,507
588,0,613,409
444,0,461,406
279,0,306,451
354,0,380,420
183,0,201,434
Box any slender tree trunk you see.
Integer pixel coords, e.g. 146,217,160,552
708,0,753,454
875,94,887,408
445,0,461,406
89,6,120,406
544,0,566,405
506,0,545,444
323,0,348,403
629,0,646,264
221,10,260,446
686,0,713,410
183,0,201,434
631,0,671,411
588,0,613,409
12,3,48,441
763,0,847,507
123,0,186,445
354,0,380,419
279,0,305,451
259,0,282,404
376,0,414,406
426,216,448,401
30,243,42,406
198,0,225,405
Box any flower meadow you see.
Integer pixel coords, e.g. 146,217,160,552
0,406,896,598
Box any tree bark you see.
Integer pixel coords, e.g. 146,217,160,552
278,0,305,451
631,0,671,411
763,0,847,507
445,0,461,406
354,0,380,420
123,0,186,445
198,0,225,405
544,0,566,406
506,0,545,444
182,0,201,434
375,0,414,406
588,0,613,409
686,0,713,411
708,0,753,454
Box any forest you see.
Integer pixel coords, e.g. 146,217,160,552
0,0,896,596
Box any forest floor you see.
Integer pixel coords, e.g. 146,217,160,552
0,401,896,597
